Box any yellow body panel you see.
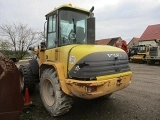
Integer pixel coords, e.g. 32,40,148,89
58,45,76,77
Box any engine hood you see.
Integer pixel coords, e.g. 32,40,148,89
67,45,126,65
65,45,129,79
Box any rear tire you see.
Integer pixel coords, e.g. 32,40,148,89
19,64,36,94
39,69,72,116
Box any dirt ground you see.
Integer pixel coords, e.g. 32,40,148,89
19,63,160,120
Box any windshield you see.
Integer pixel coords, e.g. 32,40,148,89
59,10,88,46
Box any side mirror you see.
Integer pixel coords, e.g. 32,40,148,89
29,46,35,51
40,41,46,51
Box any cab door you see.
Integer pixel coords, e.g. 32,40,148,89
45,14,58,61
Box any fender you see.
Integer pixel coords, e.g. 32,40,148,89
40,62,72,96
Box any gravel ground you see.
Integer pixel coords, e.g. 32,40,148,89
20,63,160,120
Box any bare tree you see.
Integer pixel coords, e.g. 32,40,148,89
0,22,39,60
38,31,45,41
0,39,12,57
0,39,12,51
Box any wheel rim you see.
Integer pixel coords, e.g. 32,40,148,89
19,72,24,91
42,79,55,106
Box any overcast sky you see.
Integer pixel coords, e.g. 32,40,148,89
0,0,160,42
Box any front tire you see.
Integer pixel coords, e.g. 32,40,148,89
39,69,72,116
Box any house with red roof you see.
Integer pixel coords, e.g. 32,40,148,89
127,37,140,49
95,37,123,46
139,24,160,46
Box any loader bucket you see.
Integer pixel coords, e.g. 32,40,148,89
0,53,24,120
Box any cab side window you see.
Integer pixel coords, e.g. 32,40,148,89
47,15,56,49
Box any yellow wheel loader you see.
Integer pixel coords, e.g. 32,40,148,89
129,45,148,63
19,4,132,116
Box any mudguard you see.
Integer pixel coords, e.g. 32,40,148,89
0,53,24,120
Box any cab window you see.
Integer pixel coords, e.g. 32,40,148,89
47,15,56,49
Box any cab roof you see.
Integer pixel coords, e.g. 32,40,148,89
46,4,90,17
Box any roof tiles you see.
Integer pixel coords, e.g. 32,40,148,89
95,37,121,45
140,24,160,41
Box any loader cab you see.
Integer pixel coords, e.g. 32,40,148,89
128,45,147,59
128,46,138,57
45,4,95,49
137,45,146,53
